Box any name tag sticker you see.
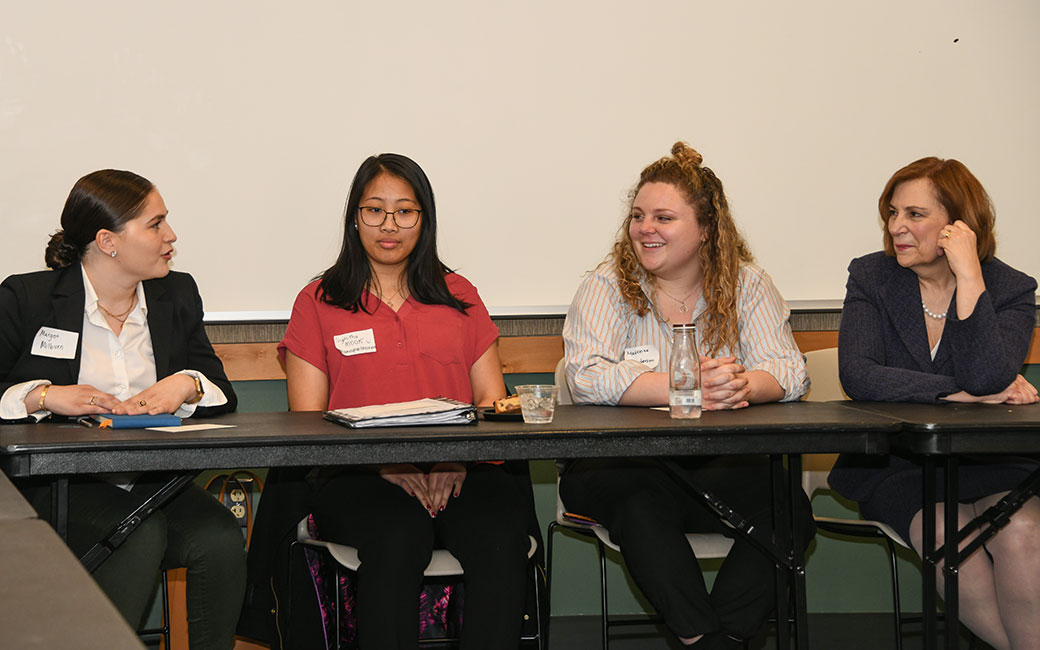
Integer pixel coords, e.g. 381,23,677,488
333,328,377,357
31,327,79,360
623,344,660,370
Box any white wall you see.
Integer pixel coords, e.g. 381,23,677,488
3,0,1038,318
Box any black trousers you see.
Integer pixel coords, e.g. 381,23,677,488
560,455,814,642
23,475,246,650
312,463,531,650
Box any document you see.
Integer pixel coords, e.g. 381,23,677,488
324,397,476,428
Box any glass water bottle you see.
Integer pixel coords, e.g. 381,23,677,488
669,323,702,419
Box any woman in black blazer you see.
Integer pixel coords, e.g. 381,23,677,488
829,157,1040,650
0,170,245,650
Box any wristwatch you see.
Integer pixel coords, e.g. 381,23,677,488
185,375,205,404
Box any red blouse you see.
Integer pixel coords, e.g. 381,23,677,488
278,273,498,410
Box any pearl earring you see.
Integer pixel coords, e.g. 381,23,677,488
110,250,117,258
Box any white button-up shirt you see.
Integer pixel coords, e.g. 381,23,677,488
0,265,227,419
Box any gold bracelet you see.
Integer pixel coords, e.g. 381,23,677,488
39,385,50,411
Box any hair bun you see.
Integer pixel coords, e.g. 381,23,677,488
44,230,80,270
671,141,703,167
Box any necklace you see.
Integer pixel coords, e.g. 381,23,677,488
374,285,406,309
921,300,948,320
98,294,137,323
657,286,694,313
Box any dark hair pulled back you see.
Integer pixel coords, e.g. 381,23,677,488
44,169,155,269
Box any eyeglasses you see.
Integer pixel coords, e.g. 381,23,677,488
358,206,422,229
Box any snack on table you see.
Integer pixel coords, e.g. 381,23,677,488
493,395,522,414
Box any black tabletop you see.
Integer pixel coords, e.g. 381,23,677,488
841,401,1040,455
0,402,895,477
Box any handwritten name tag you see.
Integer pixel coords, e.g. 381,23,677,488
623,344,660,370
32,326,79,360
333,328,377,357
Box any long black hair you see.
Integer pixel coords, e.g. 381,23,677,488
45,169,155,269
317,153,469,314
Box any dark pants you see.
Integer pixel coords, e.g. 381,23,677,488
560,456,814,642
24,475,247,650
313,463,531,650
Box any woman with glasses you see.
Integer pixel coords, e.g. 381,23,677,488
277,153,531,649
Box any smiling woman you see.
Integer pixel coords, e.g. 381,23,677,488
831,156,1040,650
558,142,813,649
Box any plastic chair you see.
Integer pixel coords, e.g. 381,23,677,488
546,358,736,650
294,517,544,649
802,347,913,650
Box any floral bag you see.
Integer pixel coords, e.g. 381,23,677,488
302,514,464,649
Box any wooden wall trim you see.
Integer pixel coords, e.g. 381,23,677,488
214,328,1040,382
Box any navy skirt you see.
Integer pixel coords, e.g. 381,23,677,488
857,454,1038,544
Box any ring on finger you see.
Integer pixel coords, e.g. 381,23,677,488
139,399,147,406
942,230,951,238
88,395,96,406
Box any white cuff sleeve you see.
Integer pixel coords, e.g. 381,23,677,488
1,380,53,420
173,370,228,418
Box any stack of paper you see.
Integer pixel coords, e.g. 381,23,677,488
324,397,476,428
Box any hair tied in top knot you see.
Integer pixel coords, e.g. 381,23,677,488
670,141,703,167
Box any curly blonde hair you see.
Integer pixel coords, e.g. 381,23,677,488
610,142,754,356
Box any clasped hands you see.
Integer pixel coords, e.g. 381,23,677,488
379,462,467,517
700,355,750,410
30,374,199,417
944,374,1040,406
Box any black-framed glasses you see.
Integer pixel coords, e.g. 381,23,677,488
358,206,422,229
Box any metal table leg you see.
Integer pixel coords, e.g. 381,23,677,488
50,477,69,541
923,456,937,650
788,454,808,650
943,456,959,650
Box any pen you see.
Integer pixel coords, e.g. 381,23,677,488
75,416,95,428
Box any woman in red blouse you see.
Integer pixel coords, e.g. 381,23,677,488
279,153,530,650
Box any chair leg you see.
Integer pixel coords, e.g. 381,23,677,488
884,537,904,650
546,521,557,612
598,538,609,650
160,570,171,650
333,562,342,650
533,560,545,650
286,540,299,639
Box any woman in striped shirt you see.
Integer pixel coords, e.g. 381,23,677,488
559,142,812,650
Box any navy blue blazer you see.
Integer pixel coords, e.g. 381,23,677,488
830,251,1037,502
0,265,237,418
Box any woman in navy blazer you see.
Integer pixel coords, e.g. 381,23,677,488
0,170,245,650
829,157,1040,650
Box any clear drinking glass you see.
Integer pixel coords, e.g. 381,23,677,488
516,384,559,424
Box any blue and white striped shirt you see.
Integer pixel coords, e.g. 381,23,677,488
563,262,808,405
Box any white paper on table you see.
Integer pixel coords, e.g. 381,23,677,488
147,424,238,432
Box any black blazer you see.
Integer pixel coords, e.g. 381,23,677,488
837,251,1036,403
830,251,1037,502
0,265,236,417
